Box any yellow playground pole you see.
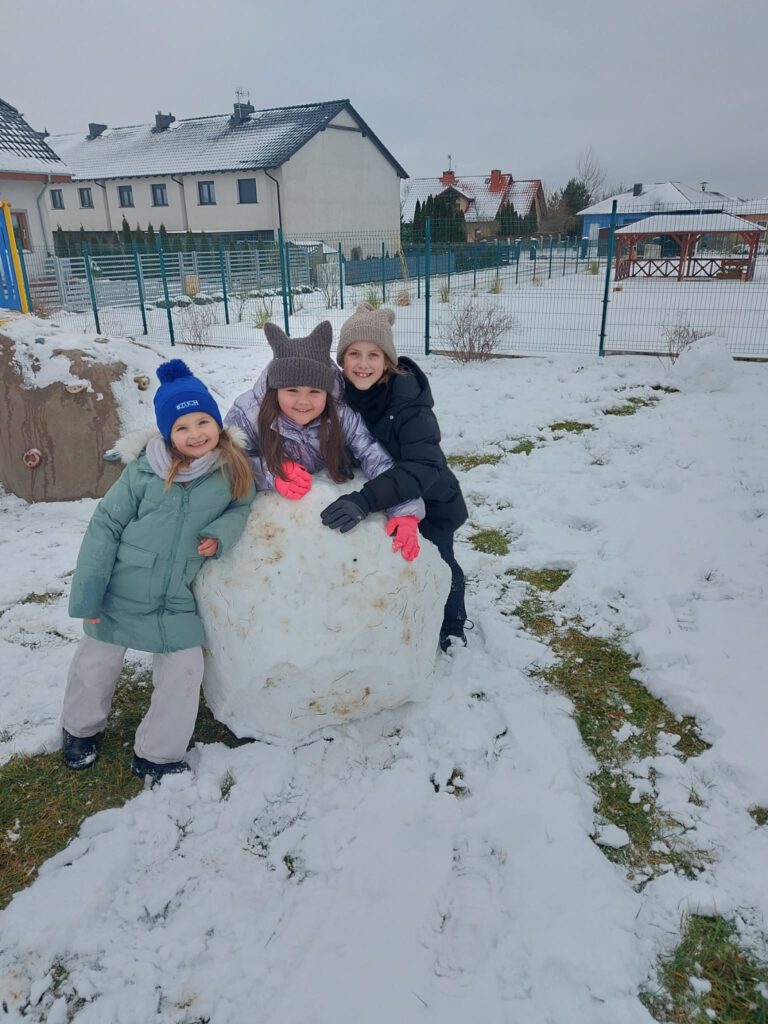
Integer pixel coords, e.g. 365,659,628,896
0,200,30,313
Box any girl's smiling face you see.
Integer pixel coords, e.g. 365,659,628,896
342,341,387,390
170,412,220,459
277,386,328,426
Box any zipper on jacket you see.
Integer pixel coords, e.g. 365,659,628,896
157,484,193,652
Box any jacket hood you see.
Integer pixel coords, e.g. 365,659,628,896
105,424,249,465
391,357,433,410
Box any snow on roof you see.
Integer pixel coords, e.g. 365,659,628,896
615,212,761,235
578,181,742,217
48,100,407,181
401,173,541,223
0,98,70,176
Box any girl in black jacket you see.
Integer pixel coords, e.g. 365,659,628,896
320,302,470,651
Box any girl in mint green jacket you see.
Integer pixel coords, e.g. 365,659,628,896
62,360,255,782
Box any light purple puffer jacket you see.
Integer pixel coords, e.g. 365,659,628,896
224,368,424,520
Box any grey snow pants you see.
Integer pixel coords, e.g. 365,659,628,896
62,634,204,764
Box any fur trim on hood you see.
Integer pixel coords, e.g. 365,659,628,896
105,425,249,465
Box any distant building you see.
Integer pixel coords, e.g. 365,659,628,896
0,98,71,252
401,169,546,239
47,99,407,249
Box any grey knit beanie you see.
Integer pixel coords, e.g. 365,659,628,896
264,321,336,392
336,302,397,366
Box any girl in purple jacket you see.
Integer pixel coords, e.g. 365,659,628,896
225,321,423,560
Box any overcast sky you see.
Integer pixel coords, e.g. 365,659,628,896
4,0,766,198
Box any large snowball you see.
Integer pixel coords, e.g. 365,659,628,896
195,476,451,742
671,335,734,393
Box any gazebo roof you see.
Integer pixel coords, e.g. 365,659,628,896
616,213,760,236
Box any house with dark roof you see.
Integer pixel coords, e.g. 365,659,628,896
47,99,407,249
400,169,545,240
0,98,71,252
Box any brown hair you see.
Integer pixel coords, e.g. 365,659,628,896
256,388,349,483
165,429,253,500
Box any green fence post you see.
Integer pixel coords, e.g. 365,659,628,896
218,244,230,325
381,242,386,305
494,238,500,287
472,243,477,290
81,245,101,335
277,229,290,334
424,218,431,355
16,245,32,312
338,242,344,310
416,245,421,299
598,200,618,358
562,235,567,276
131,243,148,336
515,239,520,284
155,236,175,346
447,241,452,292
548,235,554,279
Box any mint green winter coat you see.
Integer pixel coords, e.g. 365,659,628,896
69,431,256,653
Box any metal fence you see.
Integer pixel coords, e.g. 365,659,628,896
13,207,768,359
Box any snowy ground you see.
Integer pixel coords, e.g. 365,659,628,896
1,319,767,1023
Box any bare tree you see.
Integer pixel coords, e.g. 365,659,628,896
442,301,516,362
576,145,606,205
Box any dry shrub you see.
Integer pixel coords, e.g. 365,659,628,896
250,295,274,328
443,301,515,362
661,318,709,365
178,302,217,349
395,287,411,306
317,263,339,309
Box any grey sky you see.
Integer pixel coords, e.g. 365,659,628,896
5,0,766,199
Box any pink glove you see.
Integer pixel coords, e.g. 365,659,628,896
275,462,312,500
386,516,421,561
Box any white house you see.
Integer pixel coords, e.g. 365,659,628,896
0,98,71,253
48,99,407,250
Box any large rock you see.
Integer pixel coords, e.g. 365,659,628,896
195,477,450,742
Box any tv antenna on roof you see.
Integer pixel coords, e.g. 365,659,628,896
447,153,452,171
235,87,250,104
700,181,708,192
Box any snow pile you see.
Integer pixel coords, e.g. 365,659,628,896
670,335,734,393
197,477,450,741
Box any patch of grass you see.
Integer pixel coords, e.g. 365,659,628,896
641,915,768,1024
469,529,509,556
650,385,680,394
506,567,571,592
505,574,711,882
604,396,660,417
447,452,502,471
749,806,768,827
503,436,538,455
549,420,594,434
0,665,248,909
20,592,60,605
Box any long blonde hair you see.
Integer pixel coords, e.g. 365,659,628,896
165,429,253,499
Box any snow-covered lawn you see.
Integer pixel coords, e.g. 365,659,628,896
1,320,767,1023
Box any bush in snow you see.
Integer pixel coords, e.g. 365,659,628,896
442,300,516,362
661,318,710,366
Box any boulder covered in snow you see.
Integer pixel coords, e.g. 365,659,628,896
195,476,451,742
670,335,734,393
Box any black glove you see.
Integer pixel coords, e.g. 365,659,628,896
320,493,370,533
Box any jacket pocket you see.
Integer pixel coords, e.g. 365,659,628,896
108,543,158,604
183,555,206,587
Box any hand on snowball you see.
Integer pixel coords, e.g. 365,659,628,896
386,516,420,561
275,462,312,500
320,493,370,533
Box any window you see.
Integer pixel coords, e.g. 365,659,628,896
50,189,64,210
78,187,94,209
237,178,257,204
198,180,216,205
151,183,168,207
118,185,134,208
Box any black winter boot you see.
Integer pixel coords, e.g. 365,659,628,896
131,754,191,784
62,728,100,770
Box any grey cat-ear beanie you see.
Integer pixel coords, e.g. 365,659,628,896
336,302,397,366
263,320,336,392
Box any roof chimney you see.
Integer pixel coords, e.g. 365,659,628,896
153,111,175,132
87,122,107,140
231,101,255,126
440,169,456,186
632,182,643,196
489,169,504,192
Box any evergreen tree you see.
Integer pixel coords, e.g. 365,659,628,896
199,229,211,251
561,179,591,236
146,223,156,250
121,217,132,247
413,199,422,238
133,224,146,250
159,224,168,249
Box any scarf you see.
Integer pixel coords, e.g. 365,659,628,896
145,435,222,482
343,375,395,430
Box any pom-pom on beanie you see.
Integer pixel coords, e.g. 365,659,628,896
263,321,336,393
153,359,223,441
336,302,397,366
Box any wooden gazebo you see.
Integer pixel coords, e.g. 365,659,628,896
615,213,761,282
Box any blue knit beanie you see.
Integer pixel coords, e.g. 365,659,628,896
153,359,223,441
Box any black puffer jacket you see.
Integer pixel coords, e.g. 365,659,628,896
348,357,468,530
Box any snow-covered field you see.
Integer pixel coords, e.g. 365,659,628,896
1,317,767,1023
